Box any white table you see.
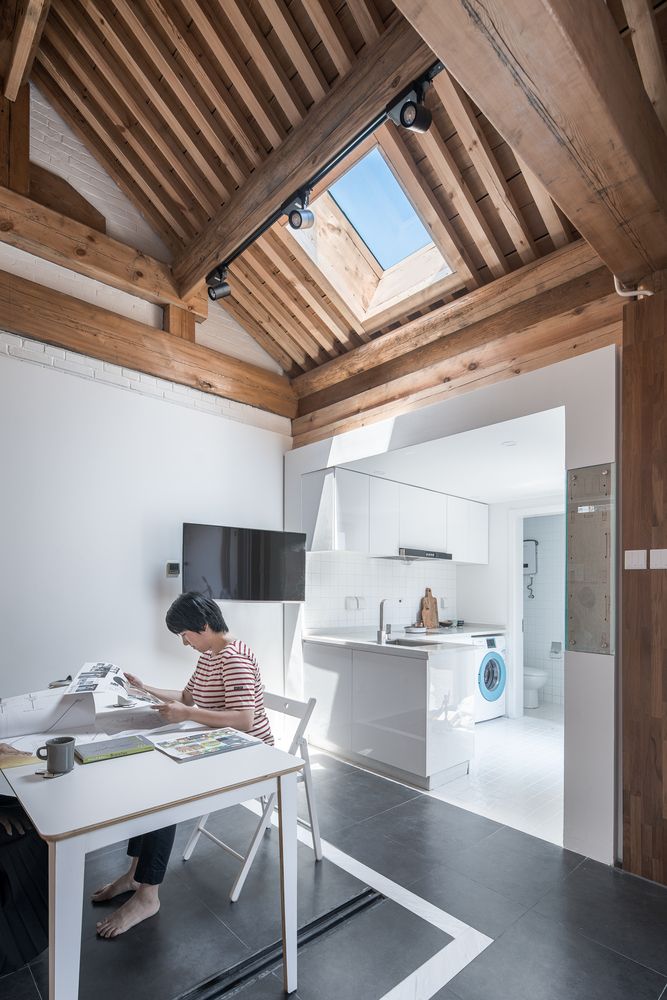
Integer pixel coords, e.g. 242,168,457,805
2,742,303,999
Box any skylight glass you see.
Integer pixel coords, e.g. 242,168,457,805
328,147,432,270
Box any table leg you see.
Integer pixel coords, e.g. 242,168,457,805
48,837,85,1000
277,772,298,994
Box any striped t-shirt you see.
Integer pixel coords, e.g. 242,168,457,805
185,639,273,745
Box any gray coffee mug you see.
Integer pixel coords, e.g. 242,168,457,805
36,736,75,774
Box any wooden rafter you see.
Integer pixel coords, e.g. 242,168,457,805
259,0,327,103
395,0,667,283
173,17,435,296
229,265,314,372
0,268,295,417
300,0,354,76
3,0,50,102
346,0,383,45
222,296,298,375
622,0,667,132
0,185,208,319
376,122,480,288
515,154,570,250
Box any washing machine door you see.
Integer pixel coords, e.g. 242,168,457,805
478,651,507,702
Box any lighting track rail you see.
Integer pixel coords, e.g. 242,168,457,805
205,61,444,301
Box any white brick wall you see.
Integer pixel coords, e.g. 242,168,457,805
0,329,291,436
523,514,565,705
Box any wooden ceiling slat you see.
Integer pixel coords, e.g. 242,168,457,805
244,244,340,359
76,0,226,200
231,255,327,364
229,265,313,371
300,0,354,76
53,1,218,220
33,66,181,254
432,71,538,265
222,0,307,127
345,0,383,45
415,120,509,278
621,0,667,132
265,227,363,347
515,154,570,250
221,296,297,375
42,25,206,234
259,0,328,102
3,0,50,101
182,0,285,151
376,123,480,288
111,0,247,192
34,49,194,244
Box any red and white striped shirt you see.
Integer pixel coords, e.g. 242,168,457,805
185,639,273,745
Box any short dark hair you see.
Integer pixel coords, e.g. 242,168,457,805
166,592,227,634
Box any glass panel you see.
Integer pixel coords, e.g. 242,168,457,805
484,658,501,692
329,147,434,269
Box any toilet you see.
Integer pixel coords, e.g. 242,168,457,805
524,666,548,708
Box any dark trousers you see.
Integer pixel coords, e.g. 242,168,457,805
127,825,176,885
0,795,48,975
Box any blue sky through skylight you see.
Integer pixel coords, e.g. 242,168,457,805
328,147,432,270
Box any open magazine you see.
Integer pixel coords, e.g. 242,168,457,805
147,727,260,762
65,663,161,704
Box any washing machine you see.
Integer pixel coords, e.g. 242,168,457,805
472,634,507,722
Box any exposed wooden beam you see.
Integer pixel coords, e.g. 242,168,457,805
0,83,29,194
300,0,354,76
515,154,569,250
622,0,667,132
259,0,327,103
432,72,537,265
221,296,298,375
0,185,208,320
0,268,296,418
395,0,667,283
30,163,105,233
173,17,435,297
292,239,602,398
228,266,313,372
3,0,50,102
346,0,383,45
163,304,195,342
376,123,480,288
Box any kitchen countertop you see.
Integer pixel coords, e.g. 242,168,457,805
303,623,506,657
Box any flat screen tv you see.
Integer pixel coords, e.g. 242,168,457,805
182,523,306,602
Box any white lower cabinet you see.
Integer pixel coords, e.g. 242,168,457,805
303,642,352,750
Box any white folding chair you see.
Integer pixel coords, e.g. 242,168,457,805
182,693,323,902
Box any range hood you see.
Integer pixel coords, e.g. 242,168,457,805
380,548,453,561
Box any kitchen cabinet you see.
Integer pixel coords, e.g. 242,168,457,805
398,484,447,551
446,495,489,564
467,500,489,563
301,468,369,552
335,468,369,552
369,476,400,556
302,642,353,749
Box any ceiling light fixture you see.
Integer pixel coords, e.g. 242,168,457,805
387,82,433,134
286,189,314,230
206,265,232,301
501,440,517,447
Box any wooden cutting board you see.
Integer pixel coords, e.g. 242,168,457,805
419,587,439,629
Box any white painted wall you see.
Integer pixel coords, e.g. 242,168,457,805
285,346,618,864
0,346,291,699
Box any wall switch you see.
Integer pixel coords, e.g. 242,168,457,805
624,549,647,570
650,549,667,569
166,562,180,577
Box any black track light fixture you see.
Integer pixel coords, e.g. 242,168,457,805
286,189,314,230
387,82,432,134
206,265,231,301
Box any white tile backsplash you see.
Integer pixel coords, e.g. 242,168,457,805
523,514,565,705
304,552,457,630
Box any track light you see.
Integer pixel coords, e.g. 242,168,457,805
286,189,314,230
206,265,231,301
387,84,432,134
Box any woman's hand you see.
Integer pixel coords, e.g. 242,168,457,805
150,701,191,723
123,672,146,691
0,811,28,836
0,742,30,761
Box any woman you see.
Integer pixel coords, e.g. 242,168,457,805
0,742,48,975
93,592,274,939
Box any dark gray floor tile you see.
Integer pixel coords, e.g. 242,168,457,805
295,898,451,1000
303,767,421,831
326,818,442,887
0,966,40,1000
447,909,667,1000
430,989,461,999
307,753,359,784
409,864,529,938
31,873,249,1000
361,794,501,861
223,969,305,999
535,858,667,975
441,824,584,907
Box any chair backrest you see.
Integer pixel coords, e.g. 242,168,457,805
263,693,316,756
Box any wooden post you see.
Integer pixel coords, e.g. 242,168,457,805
0,81,29,194
163,303,196,342
621,270,667,885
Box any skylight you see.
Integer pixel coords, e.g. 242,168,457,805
328,147,432,270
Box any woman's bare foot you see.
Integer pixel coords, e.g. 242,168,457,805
91,870,140,903
96,885,160,938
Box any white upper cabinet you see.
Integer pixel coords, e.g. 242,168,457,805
301,469,335,551
369,477,400,556
467,500,489,563
446,495,469,561
398,484,447,552
335,468,369,552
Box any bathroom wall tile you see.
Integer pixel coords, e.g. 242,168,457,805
523,515,565,705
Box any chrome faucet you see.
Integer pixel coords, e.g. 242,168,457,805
378,598,401,644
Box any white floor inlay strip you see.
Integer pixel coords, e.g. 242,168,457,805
244,800,492,999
